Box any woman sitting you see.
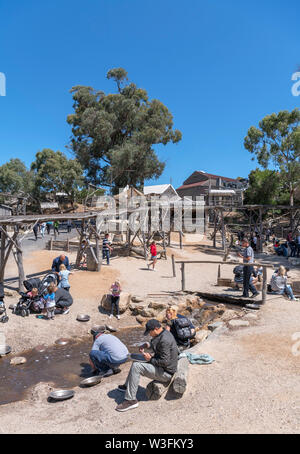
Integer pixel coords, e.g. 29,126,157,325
165,306,196,349
270,266,299,301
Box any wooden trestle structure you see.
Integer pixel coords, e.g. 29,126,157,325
206,204,300,253
0,202,299,291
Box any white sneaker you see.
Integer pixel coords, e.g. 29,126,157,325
62,308,70,315
116,315,120,320
109,314,113,319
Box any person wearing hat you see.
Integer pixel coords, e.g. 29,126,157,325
89,326,129,377
116,319,178,412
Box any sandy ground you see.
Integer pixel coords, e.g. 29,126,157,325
0,235,300,433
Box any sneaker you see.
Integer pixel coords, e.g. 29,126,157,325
109,314,113,319
116,399,139,412
112,367,121,375
118,384,127,392
62,308,70,315
98,368,114,378
292,298,299,302
116,315,120,320
250,292,259,298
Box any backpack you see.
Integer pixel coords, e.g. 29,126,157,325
172,317,194,344
233,265,244,278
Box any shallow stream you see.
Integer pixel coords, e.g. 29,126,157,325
0,327,145,406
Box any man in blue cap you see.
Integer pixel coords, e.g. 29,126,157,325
116,319,178,412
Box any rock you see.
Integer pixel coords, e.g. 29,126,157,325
10,356,27,365
228,319,250,329
195,329,210,343
208,321,224,331
185,295,203,309
148,301,169,311
101,292,131,314
221,309,239,322
136,315,147,325
243,313,258,320
140,308,158,318
156,309,167,323
131,296,144,303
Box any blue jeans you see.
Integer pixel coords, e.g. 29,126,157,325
89,350,127,373
103,249,110,265
276,285,295,300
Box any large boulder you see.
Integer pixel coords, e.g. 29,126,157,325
136,315,147,325
221,309,240,322
131,296,144,303
195,329,210,343
129,302,149,316
101,292,131,314
148,301,169,311
140,307,158,318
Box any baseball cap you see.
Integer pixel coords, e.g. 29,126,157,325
144,319,161,335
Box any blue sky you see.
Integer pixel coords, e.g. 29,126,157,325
0,0,299,189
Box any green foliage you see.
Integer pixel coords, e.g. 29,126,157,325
76,187,105,203
244,168,287,205
30,149,84,204
0,158,33,194
244,109,300,205
67,67,182,191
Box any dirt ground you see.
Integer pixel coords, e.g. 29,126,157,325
0,235,300,434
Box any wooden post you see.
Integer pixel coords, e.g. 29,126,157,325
142,232,147,260
95,235,101,272
66,238,70,253
213,211,217,248
179,231,183,250
15,235,26,292
262,266,267,304
181,262,185,292
218,264,221,279
172,254,176,277
221,209,225,251
259,208,263,253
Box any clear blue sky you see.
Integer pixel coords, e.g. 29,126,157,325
0,0,299,189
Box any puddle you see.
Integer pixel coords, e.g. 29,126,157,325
0,327,145,406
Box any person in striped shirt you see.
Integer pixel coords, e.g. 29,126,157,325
102,233,113,265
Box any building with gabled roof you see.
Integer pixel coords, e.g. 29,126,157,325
143,184,180,201
176,171,248,206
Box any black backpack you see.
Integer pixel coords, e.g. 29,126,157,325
172,317,194,343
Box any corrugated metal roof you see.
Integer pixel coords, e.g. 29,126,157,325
143,184,178,195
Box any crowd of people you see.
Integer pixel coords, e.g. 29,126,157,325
31,220,73,240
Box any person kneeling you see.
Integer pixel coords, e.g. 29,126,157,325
116,319,178,412
89,326,129,378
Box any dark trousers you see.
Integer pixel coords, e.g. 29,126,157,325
103,249,110,265
110,296,120,316
243,265,257,297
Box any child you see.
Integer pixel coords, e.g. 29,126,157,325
44,285,56,320
27,287,44,313
58,264,72,291
110,279,121,320
147,241,157,271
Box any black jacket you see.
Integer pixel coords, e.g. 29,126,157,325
150,329,178,375
54,288,73,307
